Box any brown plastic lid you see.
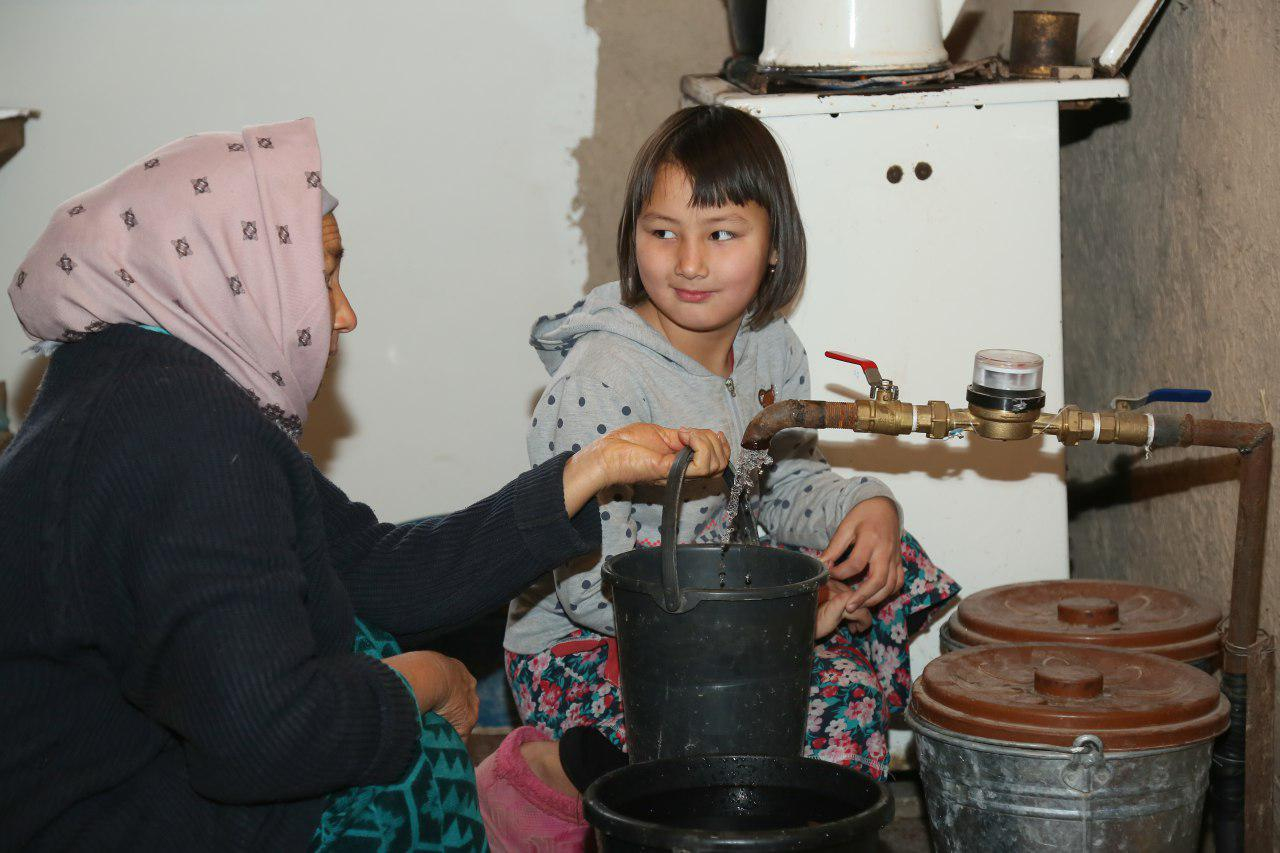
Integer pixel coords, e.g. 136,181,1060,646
947,579,1221,663
911,644,1229,750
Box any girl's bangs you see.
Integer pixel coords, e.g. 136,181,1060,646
660,148,767,212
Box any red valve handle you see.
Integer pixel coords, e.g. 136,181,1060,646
825,351,884,387
825,351,878,372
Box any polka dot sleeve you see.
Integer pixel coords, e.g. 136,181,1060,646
526,374,646,635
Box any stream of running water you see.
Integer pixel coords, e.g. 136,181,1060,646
717,448,772,587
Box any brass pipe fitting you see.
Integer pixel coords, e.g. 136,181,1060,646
915,400,957,439
1041,407,1155,447
967,403,1041,441
1047,406,1089,445
856,398,915,436
1103,410,1155,445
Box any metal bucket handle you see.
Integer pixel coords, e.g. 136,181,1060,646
659,446,695,613
1062,734,1113,792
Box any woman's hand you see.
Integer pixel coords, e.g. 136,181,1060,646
563,423,731,516
819,497,903,612
382,651,479,738
815,580,873,639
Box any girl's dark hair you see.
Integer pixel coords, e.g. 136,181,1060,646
616,105,806,330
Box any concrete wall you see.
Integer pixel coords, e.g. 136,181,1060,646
0,0,727,522
1060,0,1280,812
574,0,731,289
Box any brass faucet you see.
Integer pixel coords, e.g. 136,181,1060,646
742,349,1206,451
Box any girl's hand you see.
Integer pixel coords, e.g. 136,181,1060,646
382,650,479,738
819,497,903,612
815,580,873,638
563,423,731,515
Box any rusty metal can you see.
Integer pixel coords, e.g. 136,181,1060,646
1010,10,1080,78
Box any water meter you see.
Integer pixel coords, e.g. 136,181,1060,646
966,349,1047,440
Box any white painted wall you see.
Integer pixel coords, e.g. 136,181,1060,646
0,0,597,522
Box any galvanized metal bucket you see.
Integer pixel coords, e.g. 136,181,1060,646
908,644,1228,853
908,712,1213,852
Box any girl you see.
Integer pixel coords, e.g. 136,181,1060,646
500,102,959,795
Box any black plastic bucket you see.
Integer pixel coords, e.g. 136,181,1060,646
583,754,893,852
602,448,826,762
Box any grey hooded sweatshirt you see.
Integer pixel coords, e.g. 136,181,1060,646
503,282,900,655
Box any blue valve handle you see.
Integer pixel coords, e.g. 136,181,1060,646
1144,388,1212,406
1112,388,1213,410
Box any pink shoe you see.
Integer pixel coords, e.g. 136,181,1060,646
475,727,594,853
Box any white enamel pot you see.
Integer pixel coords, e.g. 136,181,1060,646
759,0,949,75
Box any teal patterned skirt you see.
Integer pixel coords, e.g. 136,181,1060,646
310,620,488,852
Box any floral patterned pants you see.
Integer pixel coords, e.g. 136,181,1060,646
505,532,957,781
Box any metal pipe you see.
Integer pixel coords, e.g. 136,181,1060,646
1172,418,1273,660
1175,418,1274,853
1212,671,1247,853
1223,431,1271,656
742,400,859,450
1245,634,1276,849
1181,416,1273,453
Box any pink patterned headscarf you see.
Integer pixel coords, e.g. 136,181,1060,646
8,118,329,439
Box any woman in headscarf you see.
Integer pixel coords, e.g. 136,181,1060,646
0,118,729,852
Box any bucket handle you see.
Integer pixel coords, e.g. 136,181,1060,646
1061,734,1112,792
659,446,695,613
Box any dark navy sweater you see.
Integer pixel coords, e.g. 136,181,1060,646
0,325,600,851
